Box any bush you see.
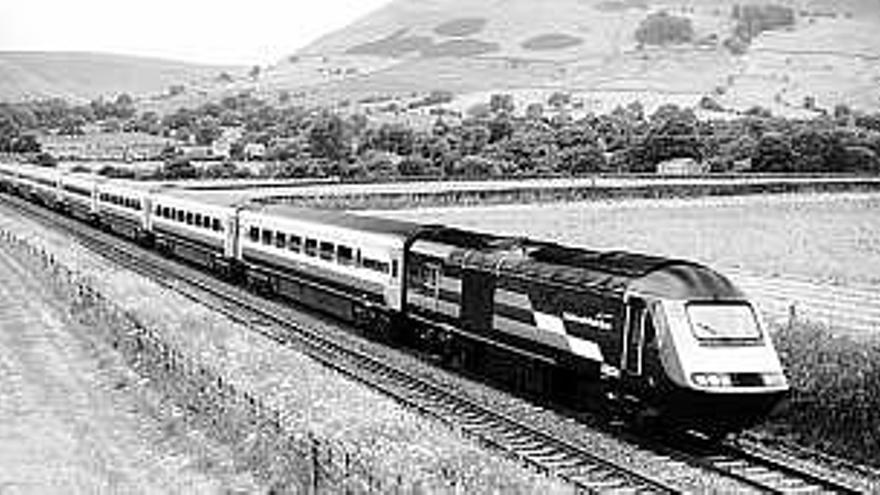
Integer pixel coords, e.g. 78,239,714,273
699,95,724,112
33,152,58,167
635,11,694,46
158,158,198,180
733,4,795,39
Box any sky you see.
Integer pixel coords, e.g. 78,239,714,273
0,0,391,66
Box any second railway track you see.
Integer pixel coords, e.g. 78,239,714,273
1,192,873,494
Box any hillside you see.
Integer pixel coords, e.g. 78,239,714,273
243,0,880,115
0,52,245,103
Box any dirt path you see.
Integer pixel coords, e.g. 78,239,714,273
0,247,263,494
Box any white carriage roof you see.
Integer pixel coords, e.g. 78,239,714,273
251,203,424,239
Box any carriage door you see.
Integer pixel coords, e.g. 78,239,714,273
461,268,494,334
622,296,646,378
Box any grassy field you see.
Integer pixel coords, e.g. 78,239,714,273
371,192,880,287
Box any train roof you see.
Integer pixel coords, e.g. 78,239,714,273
151,186,249,208
416,227,745,301
248,203,425,239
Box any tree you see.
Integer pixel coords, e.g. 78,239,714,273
249,65,262,80
733,4,795,40
454,122,491,156
753,133,795,172
548,92,571,110
397,155,438,177
791,127,842,172
367,123,415,156
308,112,352,162
11,134,41,153
557,145,609,175
0,113,20,150
58,115,86,136
487,115,514,143
489,93,515,115
525,103,545,121
641,105,702,165
448,155,501,178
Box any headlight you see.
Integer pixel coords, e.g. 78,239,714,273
691,372,734,388
762,372,788,387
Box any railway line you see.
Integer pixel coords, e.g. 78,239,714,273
2,193,874,493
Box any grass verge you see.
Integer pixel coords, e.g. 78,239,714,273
762,322,880,467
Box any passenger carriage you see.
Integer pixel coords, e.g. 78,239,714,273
237,205,421,328
95,180,154,242
0,162,20,192
16,165,63,208
150,189,240,277
59,172,101,222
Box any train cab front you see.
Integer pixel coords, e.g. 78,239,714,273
625,264,789,436
653,299,789,434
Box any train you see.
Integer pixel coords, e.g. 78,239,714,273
0,162,789,436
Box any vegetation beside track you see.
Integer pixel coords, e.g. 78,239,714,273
762,322,880,468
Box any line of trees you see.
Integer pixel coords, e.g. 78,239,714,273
6,88,880,179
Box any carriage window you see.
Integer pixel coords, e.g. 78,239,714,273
261,229,273,246
289,235,302,253
186,212,194,225
155,205,161,215
212,218,222,232
319,241,334,261
249,226,259,242
362,257,390,274
275,232,287,248
392,260,399,278
337,246,353,266
195,214,202,226
305,238,317,257
176,210,184,222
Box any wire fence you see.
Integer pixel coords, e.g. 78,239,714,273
0,228,425,493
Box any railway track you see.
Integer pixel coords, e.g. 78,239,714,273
1,193,872,494
692,439,866,494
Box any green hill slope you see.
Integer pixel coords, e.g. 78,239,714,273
0,51,244,103
258,0,880,114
